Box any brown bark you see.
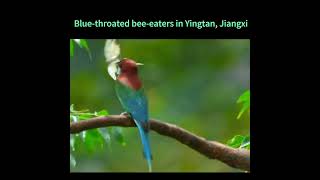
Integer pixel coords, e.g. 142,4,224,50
70,115,250,171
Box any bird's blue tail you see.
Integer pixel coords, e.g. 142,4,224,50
134,120,152,172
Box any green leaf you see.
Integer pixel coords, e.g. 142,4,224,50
245,143,250,149
70,40,74,57
97,109,109,116
70,104,74,112
81,131,86,142
72,39,92,61
70,107,109,121
79,39,92,61
113,127,126,146
70,135,75,151
98,128,112,150
227,135,245,148
69,106,113,153
84,129,105,153
240,135,250,149
237,90,250,103
227,135,250,149
79,39,89,50
78,113,94,120
70,154,76,167
240,141,250,149
71,115,78,122
237,90,250,119
237,101,250,119
73,39,80,45
98,128,111,143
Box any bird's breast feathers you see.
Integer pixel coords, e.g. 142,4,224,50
117,75,142,90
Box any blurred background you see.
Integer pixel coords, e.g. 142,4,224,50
70,39,250,172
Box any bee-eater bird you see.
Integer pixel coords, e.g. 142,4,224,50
114,58,152,172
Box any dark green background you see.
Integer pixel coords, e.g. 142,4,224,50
70,39,250,172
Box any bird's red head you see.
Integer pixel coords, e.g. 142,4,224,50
117,58,143,90
118,58,139,74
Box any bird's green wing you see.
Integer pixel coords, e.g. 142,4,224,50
115,81,149,127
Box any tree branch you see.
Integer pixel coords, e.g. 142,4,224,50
70,115,250,171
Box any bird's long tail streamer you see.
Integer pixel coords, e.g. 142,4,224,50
134,120,152,172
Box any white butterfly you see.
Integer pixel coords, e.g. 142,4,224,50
104,39,121,80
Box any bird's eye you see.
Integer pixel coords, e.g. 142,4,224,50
116,61,121,68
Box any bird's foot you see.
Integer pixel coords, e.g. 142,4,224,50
120,112,132,118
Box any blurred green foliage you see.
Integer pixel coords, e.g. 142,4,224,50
70,39,250,172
